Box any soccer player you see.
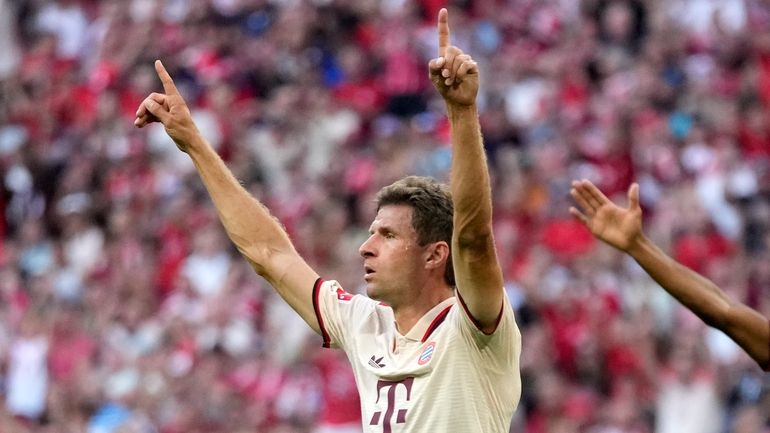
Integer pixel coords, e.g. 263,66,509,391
135,8,521,433
569,179,770,369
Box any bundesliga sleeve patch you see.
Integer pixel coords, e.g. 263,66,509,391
335,287,354,302
325,280,354,302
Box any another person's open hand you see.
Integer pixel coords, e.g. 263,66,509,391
569,180,643,252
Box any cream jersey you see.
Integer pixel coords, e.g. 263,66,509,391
312,278,522,433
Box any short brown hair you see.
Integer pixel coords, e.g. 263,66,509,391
375,176,455,287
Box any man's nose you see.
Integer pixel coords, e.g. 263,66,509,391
359,235,376,257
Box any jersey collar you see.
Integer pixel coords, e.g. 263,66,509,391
400,297,455,342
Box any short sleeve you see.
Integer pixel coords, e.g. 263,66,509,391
452,292,521,363
312,278,376,350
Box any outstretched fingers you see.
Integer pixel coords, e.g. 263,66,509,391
583,180,611,208
570,184,595,216
569,206,589,224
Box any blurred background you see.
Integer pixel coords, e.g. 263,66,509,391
1,0,770,432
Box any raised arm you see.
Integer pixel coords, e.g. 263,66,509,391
429,9,504,333
570,179,770,368
135,61,320,334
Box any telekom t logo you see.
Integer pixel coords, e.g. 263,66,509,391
369,377,414,433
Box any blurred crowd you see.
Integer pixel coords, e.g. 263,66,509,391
2,0,770,432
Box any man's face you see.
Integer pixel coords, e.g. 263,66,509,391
359,205,426,304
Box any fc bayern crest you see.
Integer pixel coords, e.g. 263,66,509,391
418,342,436,365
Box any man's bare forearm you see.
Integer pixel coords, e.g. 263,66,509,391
628,235,769,366
185,135,295,274
183,135,320,327
628,236,731,324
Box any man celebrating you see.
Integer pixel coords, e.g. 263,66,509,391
135,8,521,432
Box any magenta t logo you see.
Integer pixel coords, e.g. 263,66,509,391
369,377,415,433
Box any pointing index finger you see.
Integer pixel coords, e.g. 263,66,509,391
437,8,450,57
155,60,179,96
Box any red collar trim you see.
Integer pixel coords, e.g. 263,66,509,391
421,305,452,342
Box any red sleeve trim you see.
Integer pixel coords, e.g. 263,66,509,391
312,278,331,348
457,292,505,336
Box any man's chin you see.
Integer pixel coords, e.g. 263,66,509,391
365,284,382,300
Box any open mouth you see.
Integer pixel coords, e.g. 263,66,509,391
364,265,375,279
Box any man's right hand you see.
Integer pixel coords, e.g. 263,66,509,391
428,8,479,108
569,180,643,252
134,60,198,153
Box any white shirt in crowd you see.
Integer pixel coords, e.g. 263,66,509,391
6,335,49,419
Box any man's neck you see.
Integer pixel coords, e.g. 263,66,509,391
392,287,453,335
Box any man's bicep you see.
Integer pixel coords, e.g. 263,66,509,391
452,237,505,334
258,251,322,335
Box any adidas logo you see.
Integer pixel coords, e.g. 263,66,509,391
368,355,386,368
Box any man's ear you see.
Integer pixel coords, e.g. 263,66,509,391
424,241,450,270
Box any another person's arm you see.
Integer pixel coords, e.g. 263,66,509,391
570,179,770,367
429,9,504,334
135,61,320,333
